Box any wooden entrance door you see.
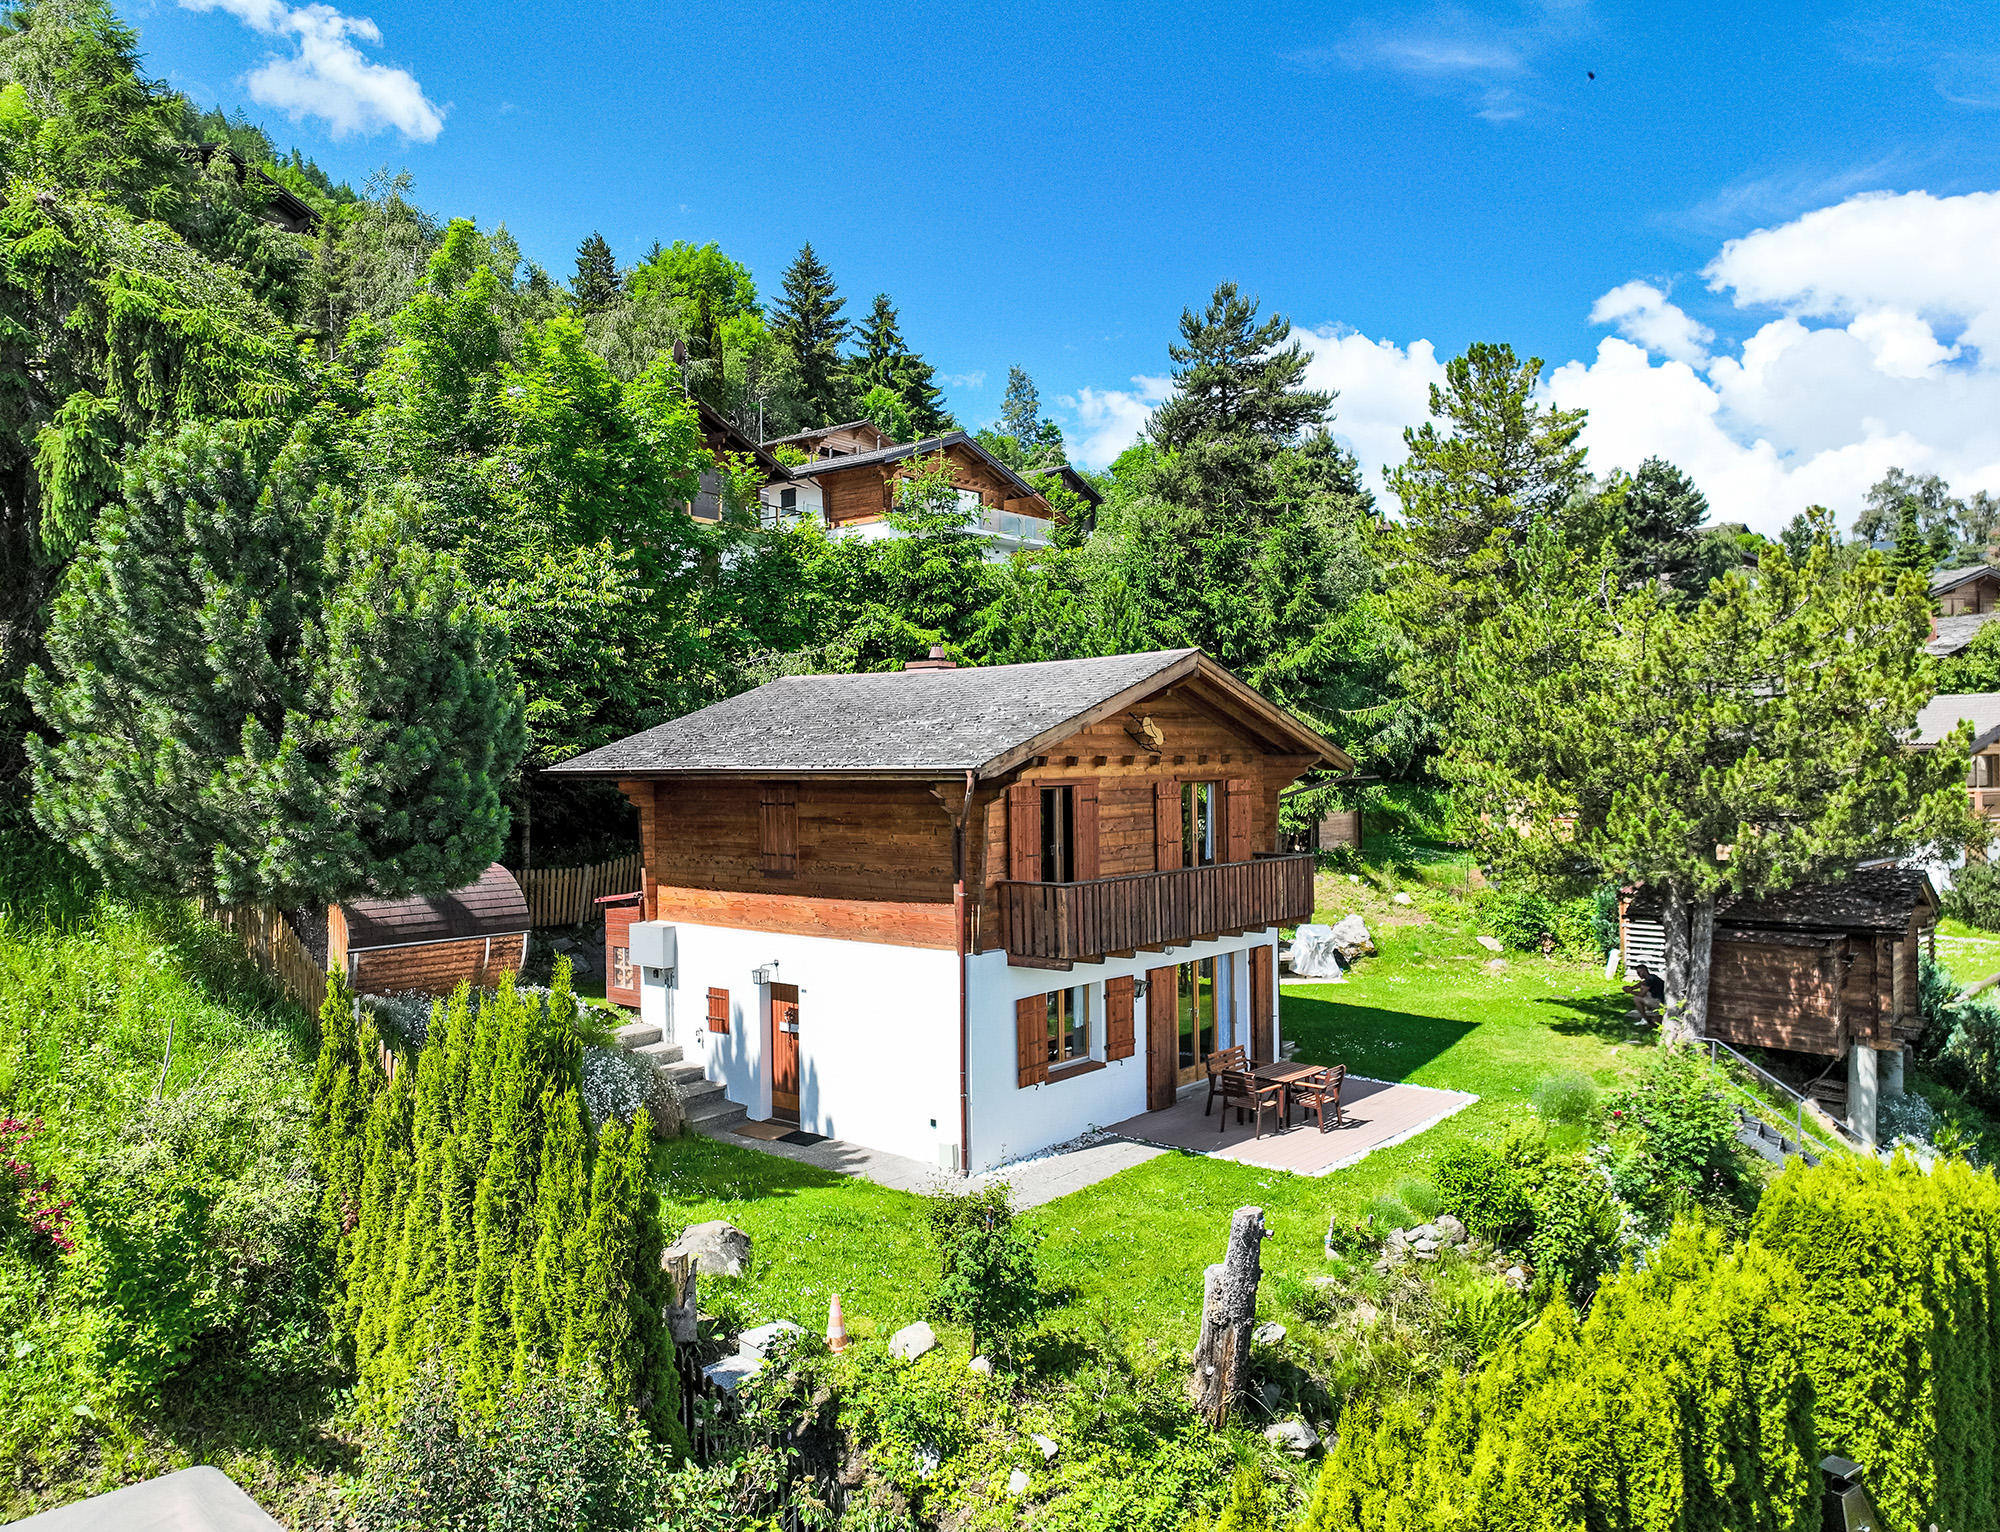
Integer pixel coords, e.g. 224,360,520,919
1176,958,1218,1088
1145,964,1178,1111
771,983,800,1124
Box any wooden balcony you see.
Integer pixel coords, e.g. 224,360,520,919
997,853,1315,968
1974,787,2000,819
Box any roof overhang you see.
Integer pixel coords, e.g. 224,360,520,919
784,432,1049,506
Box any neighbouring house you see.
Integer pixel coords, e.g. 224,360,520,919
1925,613,1996,658
689,403,792,523
1931,564,2000,616
547,648,1350,1172
1623,867,1938,1146
758,429,1101,561
329,863,531,996
1909,692,2000,822
178,143,318,233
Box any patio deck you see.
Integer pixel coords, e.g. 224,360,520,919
1103,1075,1478,1175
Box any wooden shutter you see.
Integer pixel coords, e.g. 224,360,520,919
1073,782,1100,882
1145,965,1179,1111
1250,945,1274,1062
1016,994,1048,1087
760,783,798,877
1225,778,1254,864
1007,782,1041,881
1154,781,1182,872
706,986,730,1034
1106,975,1135,1061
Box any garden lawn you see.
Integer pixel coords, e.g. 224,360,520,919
652,873,1647,1353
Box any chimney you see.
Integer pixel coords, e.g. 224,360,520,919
905,644,957,671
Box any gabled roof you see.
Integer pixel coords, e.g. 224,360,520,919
1026,462,1104,508
785,431,1048,506
695,402,790,479
1925,612,1997,657
1911,692,2000,751
762,420,893,451
338,864,529,949
1931,564,1998,595
1627,866,1937,936
546,649,1351,780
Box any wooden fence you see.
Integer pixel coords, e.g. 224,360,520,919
198,898,329,1017
511,852,643,929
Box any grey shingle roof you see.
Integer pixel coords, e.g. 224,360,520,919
1930,564,1996,594
783,432,1045,504
1627,866,1936,934
1911,691,2000,749
547,649,1348,779
1926,612,1998,656
340,864,529,949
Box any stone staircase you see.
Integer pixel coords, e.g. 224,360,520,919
612,1022,745,1136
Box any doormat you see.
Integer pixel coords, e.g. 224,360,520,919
732,1120,792,1142
778,1130,827,1147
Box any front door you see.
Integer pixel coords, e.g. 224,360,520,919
1145,964,1179,1110
1176,958,1218,1088
771,983,800,1124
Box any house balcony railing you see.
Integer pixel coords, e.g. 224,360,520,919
997,852,1315,967
1973,787,2000,819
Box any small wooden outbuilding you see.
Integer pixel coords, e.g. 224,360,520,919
1625,868,1937,1059
329,864,531,996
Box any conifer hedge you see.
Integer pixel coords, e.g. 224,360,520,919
1300,1156,2000,1532
308,968,680,1444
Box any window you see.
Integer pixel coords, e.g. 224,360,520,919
956,487,984,522
1046,986,1091,1067
611,944,634,993
779,486,797,512
1177,959,1217,1071
1182,781,1219,867
1040,786,1076,882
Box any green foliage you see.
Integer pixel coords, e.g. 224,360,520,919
770,241,849,426
1431,1139,1534,1244
1530,1072,1598,1129
851,293,952,436
570,230,621,313
1945,858,2000,931
920,1183,1041,1363
27,417,525,908
1475,887,1600,955
857,382,914,444
352,1364,668,1532
1610,456,1730,603
1524,1157,1618,1297
313,968,679,1439
1917,952,2000,1116
1209,1466,1277,1532
1605,1045,1741,1217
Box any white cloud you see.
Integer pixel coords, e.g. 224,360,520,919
180,0,444,141
945,370,987,390
1587,280,1713,365
1294,3,1590,122
1061,376,1171,469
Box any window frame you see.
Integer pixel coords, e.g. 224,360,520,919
1045,984,1094,1071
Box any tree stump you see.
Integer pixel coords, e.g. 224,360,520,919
1189,1205,1267,1427
661,1249,699,1347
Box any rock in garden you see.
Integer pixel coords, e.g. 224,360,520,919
968,1355,993,1376
1476,935,1504,952
1408,1223,1441,1244
1504,1265,1529,1292
889,1320,937,1361
666,1220,752,1278
1032,1433,1059,1462
1252,1321,1287,1346
1435,1214,1467,1244
1287,923,1344,978
1265,1419,1321,1458
1392,891,1413,905
1328,914,1376,962
738,1319,801,1356
1008,1468,1031,1496
1385,1226,1410,1248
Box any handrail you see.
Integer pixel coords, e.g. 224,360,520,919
1704,1035,1866,1152
997,853,1315,964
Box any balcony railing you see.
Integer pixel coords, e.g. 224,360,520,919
997,853,1314,967
1974,787,2000,818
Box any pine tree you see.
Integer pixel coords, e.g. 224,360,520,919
27,421,525,911
1149,282,1331,451
570,231,620,313
769,242,850,426
1613,456,1724,602
851,294,952,436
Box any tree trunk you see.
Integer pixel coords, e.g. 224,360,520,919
660,1249,699,1347
1189,1205,1266,1427
1659,884,1714,1045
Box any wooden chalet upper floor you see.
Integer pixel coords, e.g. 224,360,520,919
546,650,1348,965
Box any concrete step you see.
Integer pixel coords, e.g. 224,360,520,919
614,1022,662,1049
633,1039,683,1066
660,1060,706,1088
685,1092,747,1134
678,1077,728,1110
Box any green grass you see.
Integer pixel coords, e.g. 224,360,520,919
653,878,1648,1352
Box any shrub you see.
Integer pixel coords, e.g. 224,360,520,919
1364,1192,1413,1231
351,1366,667,1532
1944,856,2000,930
1526,1159,1618,1297
1393,1177,1443,1220
920,1183,1041,1363
1531,1072,1599,1128
1477,888,1603,956
1433,1139,1534,1244
1605,1045,1738,1213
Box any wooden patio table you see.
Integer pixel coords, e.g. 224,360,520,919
1249,1061,1322,1128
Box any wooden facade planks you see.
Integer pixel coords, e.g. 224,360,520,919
651,885,958,948
352,934,524,996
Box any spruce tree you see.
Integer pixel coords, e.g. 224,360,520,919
1893,494,1933,578
1149,282,1332,451
1613,456,1724,602
27,420,525,911
769,242,850,425
992,365,1064,468
570,231,620,313
852,293,953,436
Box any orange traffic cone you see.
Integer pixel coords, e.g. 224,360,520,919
827,1291,848,1354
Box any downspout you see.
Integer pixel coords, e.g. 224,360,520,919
957,769,974,1177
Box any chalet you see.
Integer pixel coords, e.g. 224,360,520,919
1909,693,2000,821
1624,867,1937,1146
760,430,1099,561
765,420,897,460
689,403,791,523
1925,613,1995,658
547,648,1350,1172
1931,564,2000,616
329,864,531,996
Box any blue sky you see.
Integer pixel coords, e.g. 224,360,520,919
132,0,2000,529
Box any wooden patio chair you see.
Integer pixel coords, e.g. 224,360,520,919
1290,1065,1346,1132
1203,1045,1248,1117
1215,1069,1285,1139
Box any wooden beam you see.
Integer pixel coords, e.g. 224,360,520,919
1007,954,1075,971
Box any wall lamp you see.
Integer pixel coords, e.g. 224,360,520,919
751,962,780,986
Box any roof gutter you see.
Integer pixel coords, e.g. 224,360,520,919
955,770,974,1178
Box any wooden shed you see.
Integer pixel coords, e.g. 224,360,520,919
329,864,531,996
1625,868,1938,1059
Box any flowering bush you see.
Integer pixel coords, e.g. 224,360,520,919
0,1117,73,1254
